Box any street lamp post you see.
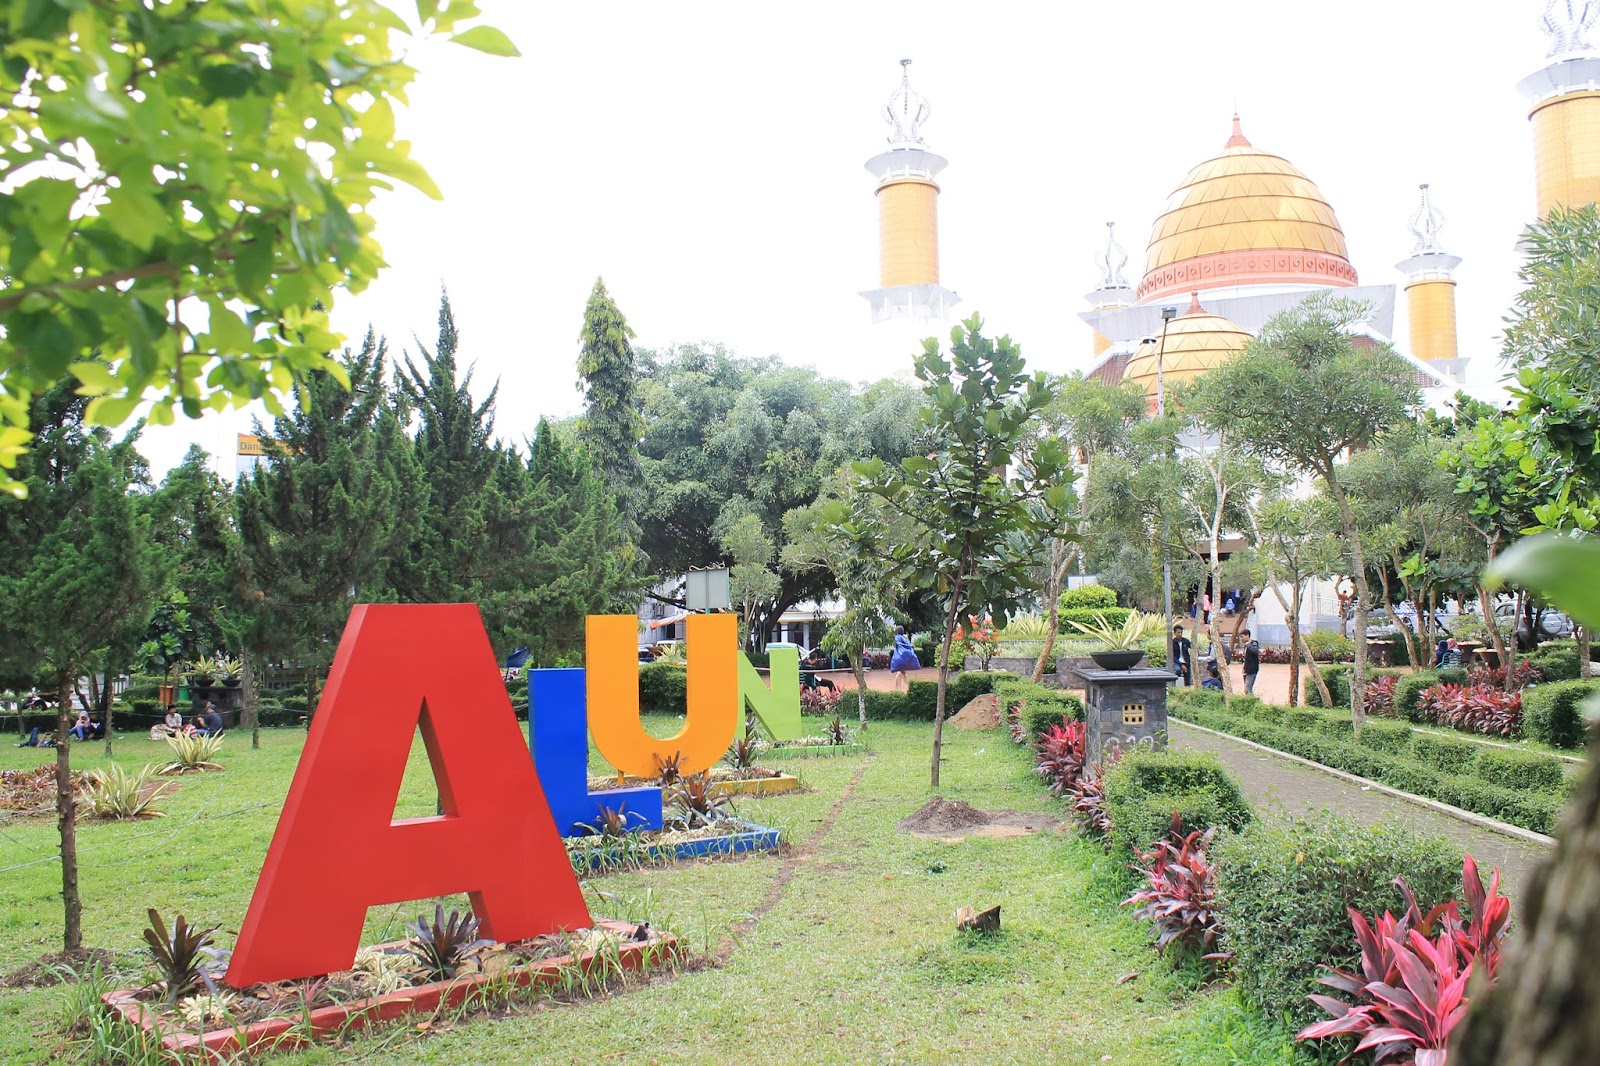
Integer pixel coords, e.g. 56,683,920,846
1156,305,1177,635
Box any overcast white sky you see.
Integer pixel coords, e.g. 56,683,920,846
142,0,1552,477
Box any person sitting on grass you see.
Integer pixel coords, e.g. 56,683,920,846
15,726,56,747
87,713,105,740
1201,662,1224,690
163,708,184,736
69,710,91,741
193,701,224,737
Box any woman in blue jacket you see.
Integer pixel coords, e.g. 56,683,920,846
889,625,921,691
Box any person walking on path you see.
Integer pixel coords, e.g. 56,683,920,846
889,626,921,692
1170,624,1193,686
1240,629,1261,694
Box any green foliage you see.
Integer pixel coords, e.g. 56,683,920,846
234,334,423,668
576,277,645,521
142,909,225,1007
1356,719,1413,755
1303,663,1350,707
1102,749,1252,863
1525,641,1585,683
0,1,516,496
82,765,174,820
1474,746,1567,793
1394,670,1441,721
1214,812,1461,1030
1523,679,1600,749
1056,606,1135,632
1303,629,1354,663
637,664,687,716
949,672,1008,707
1407,732,1478,775
1059,585,1118,610
995,678,1083,740
1065,609,1160,649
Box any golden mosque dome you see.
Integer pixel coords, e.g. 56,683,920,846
1122,292,1254,394
1136,116,1359,304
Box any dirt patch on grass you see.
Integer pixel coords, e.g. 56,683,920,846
2,948,115,989
947,693,1001,730
896,797,1057,839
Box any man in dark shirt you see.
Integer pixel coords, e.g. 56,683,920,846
198,701,224,736
1170,624,1193,686
1240,629,1261,694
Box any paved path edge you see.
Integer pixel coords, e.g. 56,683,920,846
1171,716,1557,848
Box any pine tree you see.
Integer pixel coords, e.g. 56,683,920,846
576,277,644,523
520,419,643,664
394,289,517,615
235,331,423,709
0,382,163,951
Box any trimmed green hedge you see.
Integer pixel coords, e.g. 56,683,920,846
1215,812,1461,1030
1476,745,1567,792
1524,679,1600,750
1060,585,1118,610
1103,748,1252,863
1058,606,1134,632
1176,700,1570,835
995,678,1084,741
1391,668,1468,721
1357,719,1412,755
638,663,687,715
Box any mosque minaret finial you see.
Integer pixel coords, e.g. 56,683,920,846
883,58,931,146
1408,183,1448,255
1541,0,1600,56
1095,222,1129,289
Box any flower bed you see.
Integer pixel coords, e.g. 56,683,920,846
567,819,782,871
102,919,678,1058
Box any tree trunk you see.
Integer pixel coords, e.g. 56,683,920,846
853,651,868,730
243,652,259,750
55,670,82,953
1379,567,1421,672
306,670,321,730
1477,583,1510,676
1452,738,1600,1066
1298,626,1333,707
931,560,968,788
1325,476,1371,728
99,668,115,756
1505,589,1525,694
1033,542,1072,684
1287,584,1302,706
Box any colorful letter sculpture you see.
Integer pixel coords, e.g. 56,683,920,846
739,642,803,742
529,667,664,835
225,604,590,988
587,613,738,778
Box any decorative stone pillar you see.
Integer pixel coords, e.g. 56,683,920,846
1080,667,1175,763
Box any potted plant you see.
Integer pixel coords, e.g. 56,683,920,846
216,656,245,687
184,655,217,689
1068,611,1165,670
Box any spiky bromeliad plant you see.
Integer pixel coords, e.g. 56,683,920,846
653,749,685,786
160,731,225,774
142,909,228,1007
1067,609,1166,651
82,764,175,819
669,772,735,829
728,724,759,770
403,905,494,981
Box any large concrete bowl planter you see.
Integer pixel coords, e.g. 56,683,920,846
101,919,678,1058
1088,649,1146,671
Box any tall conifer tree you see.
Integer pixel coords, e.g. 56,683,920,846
576,277,644,524
235,331,423,708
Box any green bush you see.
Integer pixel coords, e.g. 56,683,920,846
1357,719,1412,755
861,689,907,720
1060,584,1118,610
1102,749,1252,862
904,680,937,719
1215,812,1461,1030
1170,688,1226,714
1058,606,1134,632
1410,732,1478,775
1393,670,1439,721
1524,679,1600,750
996,679,1083,740
949,672,1007,707
1310,709,1354,742
1303,629,1353,663
637,663,687,715
121,683,157,702
1140,635,1168,668
1303,663,1350,707
912,634,938,665
129,698,158,715
1474,746,1567,793
1524,639,1599,683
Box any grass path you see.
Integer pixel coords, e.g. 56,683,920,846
0,720,1285,1064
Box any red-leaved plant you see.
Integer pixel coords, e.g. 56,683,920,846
1034,722,1088,797
1067,761,1114,842
1417,683,1522,738
1365,674,1399,716
1123,813,1229,971
1296,854,1511,1065
1467,660,1542,691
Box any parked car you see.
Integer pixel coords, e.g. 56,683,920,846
1493,603,1573,640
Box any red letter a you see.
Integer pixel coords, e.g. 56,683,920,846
225,604,590,987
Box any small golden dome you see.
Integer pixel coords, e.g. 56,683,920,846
1136,116,1358,303
1123,292,1253,395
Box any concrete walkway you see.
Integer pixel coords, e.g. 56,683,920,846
1168,719,1551,898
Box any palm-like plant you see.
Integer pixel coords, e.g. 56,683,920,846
82,765,175,819
403,905,493,981
1067,610,1165,650
142,909,228,1007
161,732,224,774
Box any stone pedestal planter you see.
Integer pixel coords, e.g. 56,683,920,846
1079,667,1175,763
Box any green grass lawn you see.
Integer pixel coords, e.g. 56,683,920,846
0,719,1301,1064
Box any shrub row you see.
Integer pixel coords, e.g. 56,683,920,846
1057,606,1133,632
1170,694,1571,834
994,678,1084,743
1214,812,1462,1030
1102,748,1252,864
1524,678,1600,750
